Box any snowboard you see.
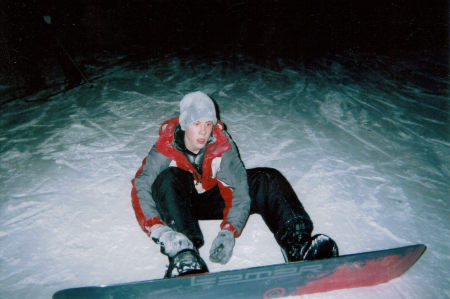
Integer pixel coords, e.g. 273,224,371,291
53,244,426,299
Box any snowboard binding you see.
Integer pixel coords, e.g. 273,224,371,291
165,249,209,279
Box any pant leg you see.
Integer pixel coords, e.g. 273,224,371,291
192,185,226,220
247,168,313,244
152,166,313,250
151,167,205,248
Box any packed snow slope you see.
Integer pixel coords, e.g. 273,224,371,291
0,53,448,298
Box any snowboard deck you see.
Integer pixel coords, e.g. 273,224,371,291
53,244,426,299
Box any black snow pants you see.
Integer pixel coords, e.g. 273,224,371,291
151,167,313,249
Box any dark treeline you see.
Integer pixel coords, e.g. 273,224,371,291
1,0,448,92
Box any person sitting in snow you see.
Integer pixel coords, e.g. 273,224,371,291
131,91,338,278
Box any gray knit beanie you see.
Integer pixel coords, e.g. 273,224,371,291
179,91,217,130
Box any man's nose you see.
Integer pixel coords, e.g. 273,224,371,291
199,124,206,134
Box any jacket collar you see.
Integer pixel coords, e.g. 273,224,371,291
156,117,231,180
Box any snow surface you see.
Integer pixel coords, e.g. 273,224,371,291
0,53,448,299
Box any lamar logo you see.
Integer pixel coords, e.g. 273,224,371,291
190,263,323,287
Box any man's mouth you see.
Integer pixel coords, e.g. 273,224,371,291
197,138,206,144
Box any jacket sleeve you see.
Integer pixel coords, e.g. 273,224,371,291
216,135,251,236
131,145,171,234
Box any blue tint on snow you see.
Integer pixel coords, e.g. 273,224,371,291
0,53,448,299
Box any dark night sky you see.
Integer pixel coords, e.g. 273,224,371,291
3,0,448,56
1,0,448,91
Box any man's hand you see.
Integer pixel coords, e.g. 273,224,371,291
151,225,194,257
209,229,235,264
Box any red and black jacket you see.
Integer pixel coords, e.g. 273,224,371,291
131,117,251,237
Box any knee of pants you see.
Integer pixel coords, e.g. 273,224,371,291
251,167,287,187
261,167,284,180
248,167,293,212
152,167,193,194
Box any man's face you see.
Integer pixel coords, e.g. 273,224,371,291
184,120,213,154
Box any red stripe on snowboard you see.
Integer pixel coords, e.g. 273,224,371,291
290,246,424,296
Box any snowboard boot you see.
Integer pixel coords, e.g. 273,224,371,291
164,249,209,279
301,234,339,261
281,232,339,262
